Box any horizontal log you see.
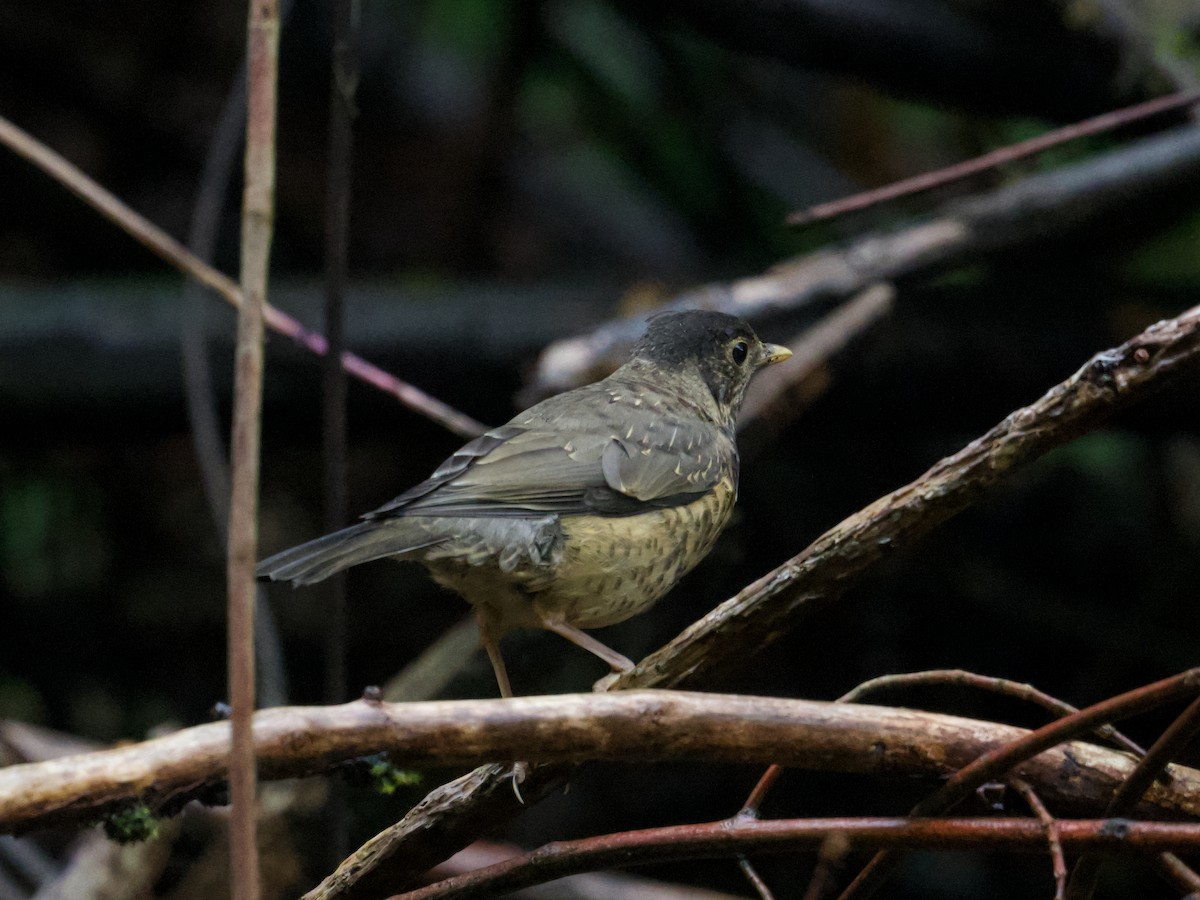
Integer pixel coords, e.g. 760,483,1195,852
0,691,1197,834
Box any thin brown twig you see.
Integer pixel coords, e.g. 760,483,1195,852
1010,779,1066,900
736,763,784,898
738,283,894,430
734,667,1150,885
739,765,785,819
1157,853,1200,895
787,89,1200,226
0,113,486,440
838,670,1147,758
228,0,280,896
320,0,359,867
738,856,775,900
1066,693,1200,899
847,671,1200,896
801,833,851,900
837,669,1200,899
395,817,1200,900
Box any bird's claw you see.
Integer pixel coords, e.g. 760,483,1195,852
511,761,530,804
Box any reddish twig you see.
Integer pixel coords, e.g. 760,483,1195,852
736,765,784,899
739,765,786,820
1067,693,1200,899
1010,779,1066,900
736,667,1151,860
394,817,1200,900
838,668,1200,899
787,89,1200,226
0,114,485,440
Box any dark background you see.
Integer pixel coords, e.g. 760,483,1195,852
2,1,1199,897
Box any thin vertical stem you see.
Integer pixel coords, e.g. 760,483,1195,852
322,0,359,863
323,0,357,713
228,0,279,897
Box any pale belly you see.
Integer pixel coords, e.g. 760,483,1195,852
427,480,736,634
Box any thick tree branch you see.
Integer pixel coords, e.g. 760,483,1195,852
4,693,1200,837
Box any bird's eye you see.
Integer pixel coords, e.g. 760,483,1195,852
731,340,749,366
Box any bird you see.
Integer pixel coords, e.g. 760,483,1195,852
256,310,791,698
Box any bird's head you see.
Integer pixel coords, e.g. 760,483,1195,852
629,310,791,427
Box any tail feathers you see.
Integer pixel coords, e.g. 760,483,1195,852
256,521,439,586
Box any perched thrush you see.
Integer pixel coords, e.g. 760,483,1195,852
257,310,791,697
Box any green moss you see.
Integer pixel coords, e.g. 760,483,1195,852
102,803,159,844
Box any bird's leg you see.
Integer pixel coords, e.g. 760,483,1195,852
476,611,514,699
540,619,635,673
476,609,528,801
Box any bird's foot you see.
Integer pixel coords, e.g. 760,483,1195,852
511,761,531,804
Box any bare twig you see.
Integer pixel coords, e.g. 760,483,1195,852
180,12,292,715
738,283,894,430
735,763,784,899
396,817,1200,900
786,89,1200,226
227,0,281,894
1066,694,1200,899
1157,852,1200,895
838,669,1200,899
839,669,1146,758
1010,779,1067,900
736,666,1151,890
738,765,785,820
4,692,1200,837
320,0,360,866
0,114,485,440
429,841,751,900
322,0,359,709
735,666,1151,879
800,833,851,900
737,856,775,900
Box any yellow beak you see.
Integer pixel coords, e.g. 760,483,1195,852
761,343,792,366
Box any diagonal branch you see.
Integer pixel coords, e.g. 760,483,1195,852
1010,780,1067,900
786,89,1200,226
0,114,485,440
1066,693,1200,898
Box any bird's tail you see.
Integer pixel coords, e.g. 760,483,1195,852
255,521,439,586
